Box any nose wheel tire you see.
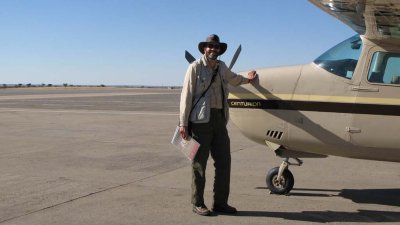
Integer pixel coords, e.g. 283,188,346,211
266,167,294,195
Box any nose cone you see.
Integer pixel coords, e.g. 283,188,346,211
227,64,304,144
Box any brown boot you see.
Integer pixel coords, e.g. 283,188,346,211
192,204,211,216
212,204,237,214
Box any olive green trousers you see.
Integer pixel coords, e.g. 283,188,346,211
190,109,231,206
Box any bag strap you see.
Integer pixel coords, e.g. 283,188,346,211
177,64,219,127
190,65,219,112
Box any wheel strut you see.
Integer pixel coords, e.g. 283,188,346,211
277,157,302,181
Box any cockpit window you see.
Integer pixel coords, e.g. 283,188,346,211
368,52,400,85
314,35,362,79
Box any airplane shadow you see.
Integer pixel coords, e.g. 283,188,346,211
295,188,400,207
237,187,400,222
263,187,400,207
255,187,338,197
339,188,400,207
235,209,400,223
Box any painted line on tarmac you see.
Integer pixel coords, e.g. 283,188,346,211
0,108,178,116
0,164,188,224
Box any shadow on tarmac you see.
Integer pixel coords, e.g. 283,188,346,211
256,187,400,207
242,187,400,222
235,209,400,223
340,188,400,207
292,188,400,207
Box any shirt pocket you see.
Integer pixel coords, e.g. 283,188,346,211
196,73,207,91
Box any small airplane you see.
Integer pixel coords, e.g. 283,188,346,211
185,0,400,195
226,0,400,194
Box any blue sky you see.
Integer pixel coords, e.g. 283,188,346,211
0,0,356,86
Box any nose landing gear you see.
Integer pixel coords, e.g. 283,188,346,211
266,157,302,195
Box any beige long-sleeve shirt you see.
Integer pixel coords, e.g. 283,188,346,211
179,55,249,126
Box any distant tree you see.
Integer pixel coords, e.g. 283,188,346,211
2,84,6,88
41,83,46,87
18,83,23,87
63,83,68,87
100,84,106,87
27,83,31,87
47,84,52,87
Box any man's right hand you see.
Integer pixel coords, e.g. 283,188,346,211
179,126,189,140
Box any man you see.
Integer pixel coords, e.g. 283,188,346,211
179,34,257,216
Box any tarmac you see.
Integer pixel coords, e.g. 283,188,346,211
0,87,399,225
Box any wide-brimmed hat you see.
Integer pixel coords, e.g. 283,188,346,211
198,34,227,55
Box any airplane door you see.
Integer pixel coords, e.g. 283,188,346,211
287,35,363,156
351,48,400,149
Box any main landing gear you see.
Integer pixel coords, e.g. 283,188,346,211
266,157,303,195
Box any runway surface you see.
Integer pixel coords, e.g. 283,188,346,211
0,87,399,225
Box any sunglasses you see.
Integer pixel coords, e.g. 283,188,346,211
206,43,220,49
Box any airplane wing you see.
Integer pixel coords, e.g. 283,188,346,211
309,0,400,40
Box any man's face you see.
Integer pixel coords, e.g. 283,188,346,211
204,43,220,60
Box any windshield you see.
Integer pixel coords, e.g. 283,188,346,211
314,35,362,79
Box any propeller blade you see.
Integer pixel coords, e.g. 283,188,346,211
229,45,241,70
185,50,196,64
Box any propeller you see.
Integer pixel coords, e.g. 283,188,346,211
185,50,196,64
228,45,241,70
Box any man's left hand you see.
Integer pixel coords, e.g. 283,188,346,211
247,70,257,83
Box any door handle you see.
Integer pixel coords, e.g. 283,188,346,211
350,86,379,92
346,126,361,133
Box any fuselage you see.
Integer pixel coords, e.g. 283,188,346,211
228,35,400,162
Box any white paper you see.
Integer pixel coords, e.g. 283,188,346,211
171,126,200,161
